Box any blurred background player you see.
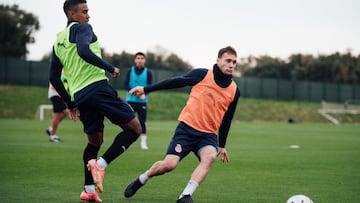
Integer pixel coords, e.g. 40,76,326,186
124,52,153,150
46,71,68,142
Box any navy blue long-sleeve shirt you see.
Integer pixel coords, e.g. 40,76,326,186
144,65,240,148
49,21,114,108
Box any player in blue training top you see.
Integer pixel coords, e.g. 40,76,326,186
49,0,142,202
124,52,153,150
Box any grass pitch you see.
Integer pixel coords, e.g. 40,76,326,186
0,119,359,203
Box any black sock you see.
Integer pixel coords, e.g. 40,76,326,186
83,143,100,185
102,130,139,164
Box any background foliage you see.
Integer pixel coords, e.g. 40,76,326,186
1,4,360,84
239,53,360,84
1,85,360,123
0,4,39,58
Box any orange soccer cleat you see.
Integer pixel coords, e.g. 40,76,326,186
80,190,102,202
87,159,105,193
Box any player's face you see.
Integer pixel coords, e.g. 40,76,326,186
134,55,146,68
216,52,237,75
70,3,90,23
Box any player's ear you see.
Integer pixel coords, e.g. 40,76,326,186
216,57,221,64
68,9,78,20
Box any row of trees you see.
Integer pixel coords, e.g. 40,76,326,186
101,49,192,71
0,4,191,72
238,52,360,84
1,4,359,84
0,4,39,58
40,48,192,72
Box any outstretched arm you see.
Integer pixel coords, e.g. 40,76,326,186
129,68,207,99
144,68,207,93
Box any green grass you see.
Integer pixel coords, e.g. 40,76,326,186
0,119,359,202
2,84,360,123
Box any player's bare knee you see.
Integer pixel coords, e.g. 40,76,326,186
131,121,142,135
134,125,142,135
161,162,177,173
167,157,181,170
153,159,177,174
87,133,103,147
121,118,142,135
202,154,216,164
88,139,103,148
130,126,141,136
200,151,217,165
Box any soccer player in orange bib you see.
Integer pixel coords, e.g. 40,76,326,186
124,46,240,203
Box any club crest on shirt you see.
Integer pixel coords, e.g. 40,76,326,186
175,144,182,153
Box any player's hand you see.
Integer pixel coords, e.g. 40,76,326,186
67,108,79,122
218,147,229,163
129,86,145,99
112,67,120,78
138,94,146,100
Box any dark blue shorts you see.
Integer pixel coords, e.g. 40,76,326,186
50,96,66,113
166,122,218,160
127,102,147,133
77,83,135,134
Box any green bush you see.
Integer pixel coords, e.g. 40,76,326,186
1,85,359,123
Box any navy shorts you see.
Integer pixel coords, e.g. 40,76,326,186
128,102,147,133
77,83,135,134
50,96,66,113
166,122,218,160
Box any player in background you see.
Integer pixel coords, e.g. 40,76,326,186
124,52,153,150
46,70,68,142
49,0,142,202
124,46,240,203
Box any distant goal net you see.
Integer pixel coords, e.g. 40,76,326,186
318,100,360,125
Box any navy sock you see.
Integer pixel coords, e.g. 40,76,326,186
83,143,100,185
102,130,139,164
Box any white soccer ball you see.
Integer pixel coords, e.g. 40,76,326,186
286,194,313,203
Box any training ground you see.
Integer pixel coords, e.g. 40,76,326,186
0,119,359,202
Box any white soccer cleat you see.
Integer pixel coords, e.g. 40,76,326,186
140,143,149,150
140,135,148,150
